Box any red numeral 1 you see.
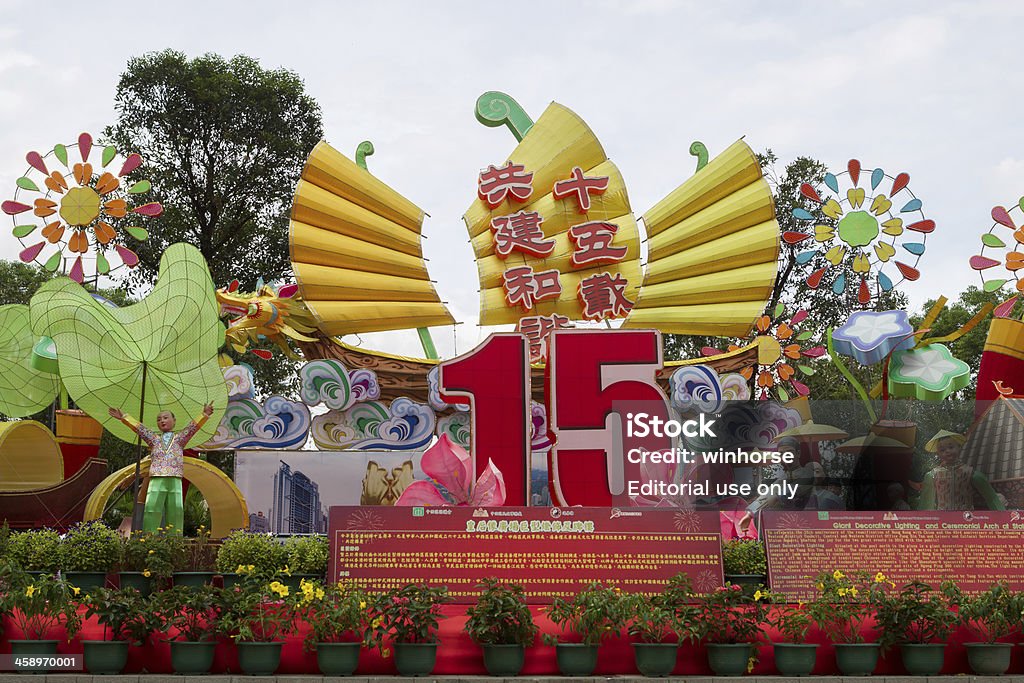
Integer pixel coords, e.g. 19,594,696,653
438,333,531,505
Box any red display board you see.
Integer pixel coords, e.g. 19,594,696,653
329,506,723,603
763,509,1024,600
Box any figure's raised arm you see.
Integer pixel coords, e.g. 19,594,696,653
108,406,154,443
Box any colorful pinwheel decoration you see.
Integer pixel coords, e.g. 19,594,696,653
702,304,824,401
2,133,160,283
970,198,1024,293
784,160,933,305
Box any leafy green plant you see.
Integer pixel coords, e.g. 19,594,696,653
176,525,218,572
82,587,157,644
215,530,286,574
722,539,766,575
370,582,452,648
693,584,770,644
291,579,369,650
807,569,890,644
220,570,295,642
657,573,701,643
946,582,1019,643
152,584,225,642
284,535,328,575
875,580,959,650
542,582,628,646
6,529,62,571
59,521,122,572
8,573,82,639
626,592,680,643
765,590,814,643
464,578,538,646
120,530,182,579
0,521,10,558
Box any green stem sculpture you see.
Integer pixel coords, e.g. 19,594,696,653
474,91,534,142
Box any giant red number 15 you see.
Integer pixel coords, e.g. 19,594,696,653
437,329,671,506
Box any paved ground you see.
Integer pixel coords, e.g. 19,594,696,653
4,677,1024,683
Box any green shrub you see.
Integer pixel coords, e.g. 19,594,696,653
722,539,766,575
7,529,62,571
285,535,328,576
121,530,183,578
59,521,122,572
215,530,287,574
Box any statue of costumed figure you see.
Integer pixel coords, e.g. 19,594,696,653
108,403,214,532
917,430,1005,511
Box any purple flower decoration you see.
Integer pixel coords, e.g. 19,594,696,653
831,310,915,365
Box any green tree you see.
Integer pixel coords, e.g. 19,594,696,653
105,50,323,291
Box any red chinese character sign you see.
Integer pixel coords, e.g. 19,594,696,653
465,101,642,326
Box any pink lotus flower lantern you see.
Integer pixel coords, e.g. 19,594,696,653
395,433,507,506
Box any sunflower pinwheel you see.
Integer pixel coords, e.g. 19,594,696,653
784,159,933,305
2,132,160,283
969,198,1024,293
702,305,825,401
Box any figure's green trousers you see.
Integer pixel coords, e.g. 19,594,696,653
144,476,184,534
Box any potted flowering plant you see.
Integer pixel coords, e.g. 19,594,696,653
693,584,770,676
944,581,1019,675
369,582,453,676
626,590,689,677
874,580,958,675
7,571,82,672
721,539,767,595
173,525,219,586
81,587,157,674
807,569,889,676
58,520,122,592
119,530,181,594
542,582,628,676
215,530,288,587
464,578,538,676
220,569,296,675
283,535,329,588
291,579,369,675
6,528,61,574
152,584,225,674
766,590,817,676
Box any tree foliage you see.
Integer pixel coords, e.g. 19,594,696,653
105,50,323,292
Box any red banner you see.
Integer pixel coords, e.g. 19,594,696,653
328,506,723,603
763,509,1024,600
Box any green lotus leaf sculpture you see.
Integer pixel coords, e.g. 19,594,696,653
0,304,60,417
30,243,227,443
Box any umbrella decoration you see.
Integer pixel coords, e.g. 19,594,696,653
2,133,160,284
969,197,1024,293
784,159,933,305
702,304,825,401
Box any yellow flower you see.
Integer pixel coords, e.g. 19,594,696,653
838,588,848,597
282,565,292,577
359,600,366,609
372,617,383,629
816,582,824,591
381,647,391,659
148,550,155,555
874,572,886,583
71,586,80,596
832,570,844,580
25,585,36,597
850,587,859,598
747,656,756,673
753,590,763,601
237,564,248,574
315,588,324,600
143,569,152,578
889,581,896,589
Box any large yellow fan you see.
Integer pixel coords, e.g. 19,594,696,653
289,141,455,336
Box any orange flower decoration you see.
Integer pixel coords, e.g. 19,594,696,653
3,132,160,284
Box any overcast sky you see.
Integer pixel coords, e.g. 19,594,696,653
1,0,1022,358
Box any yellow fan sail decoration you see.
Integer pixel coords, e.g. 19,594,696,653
622,140,780,337
289,141,455,336
464,103,641,325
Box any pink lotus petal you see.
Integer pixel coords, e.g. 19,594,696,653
791,379,810,396
468,459,507,507
701,346,723,357
115,245,139,267
994,296,1018,318
420,433,471,502
78,133,92,162
132,202,163,217
395,480,451,506
69,255,84,283
720,510,757,541
992,206,1015,229
26,151,47,175
251,349,273,360
278,283,298,299
801,346,826,358
119,154,142,177
790,309,809,326
2,200,31,215
19,241,45,263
